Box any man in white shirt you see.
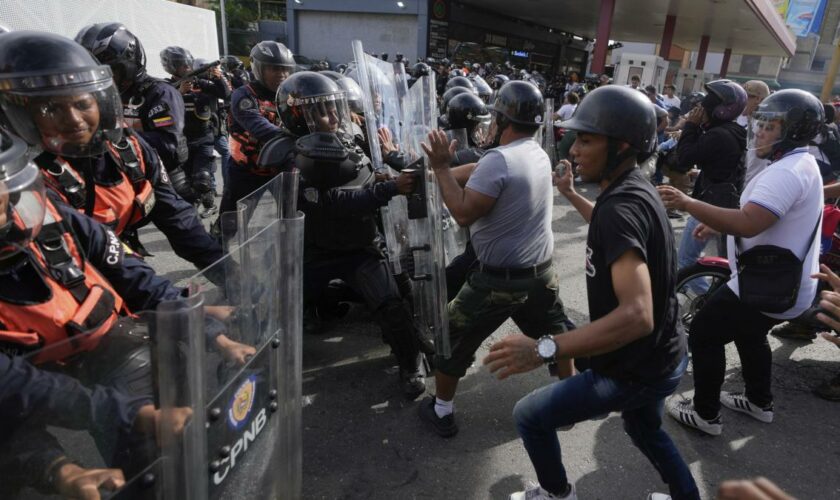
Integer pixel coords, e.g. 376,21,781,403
554,92,579,121
661,84,680,110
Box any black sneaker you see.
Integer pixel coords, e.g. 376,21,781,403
418,396,458,437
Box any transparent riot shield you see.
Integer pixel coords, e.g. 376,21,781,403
542,98,558,166
399,73,451,358
156,213,304,500
5,326,166,500
219,170,299,250
351,40,412,273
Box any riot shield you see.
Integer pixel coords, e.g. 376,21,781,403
156,213,304,500
219,170,299,249
399,73,451,358
351,40,412,273
542,98,558,166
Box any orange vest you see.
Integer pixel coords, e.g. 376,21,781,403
0,200,124,364
39,133,156,235
229,84,279,176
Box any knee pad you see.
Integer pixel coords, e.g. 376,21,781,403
192,170,214,194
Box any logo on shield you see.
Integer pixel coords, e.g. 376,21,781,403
227,375,257,430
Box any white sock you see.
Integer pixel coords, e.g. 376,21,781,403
434,397,453,418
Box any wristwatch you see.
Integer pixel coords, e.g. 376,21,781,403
536,335,558,376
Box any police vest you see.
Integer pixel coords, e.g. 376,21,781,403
229,84,278,175
0,200,124,364
38,132,156,235
183,86,217,142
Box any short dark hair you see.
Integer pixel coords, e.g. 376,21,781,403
644,85,657,94
630,75,640,81
510,122,541,135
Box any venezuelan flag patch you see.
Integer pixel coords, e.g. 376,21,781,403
152,116,174,128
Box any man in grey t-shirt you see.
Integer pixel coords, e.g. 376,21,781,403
417,81,572,438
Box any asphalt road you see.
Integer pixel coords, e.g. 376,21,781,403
142,172,840,500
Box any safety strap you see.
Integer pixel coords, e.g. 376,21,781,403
108,135,146,187
34,221,89,304
45,159,87,210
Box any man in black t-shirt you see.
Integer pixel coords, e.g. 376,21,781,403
484,86,699,500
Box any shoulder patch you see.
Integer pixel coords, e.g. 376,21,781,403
239,97,256,111
147,103,168,117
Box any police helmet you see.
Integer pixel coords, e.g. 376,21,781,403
276,71,352,138
0,129,46,261
447,93,491,146
412,63,431,79
75,23,146,93
490,74,509,90
250,41,295,91
0,31,124,157
488,80,544,127
470,75,493,103
441,87,473,115
748,89,824,158
160,46,194,78
221,55,244,72
445,76,476,94
320,71,365,115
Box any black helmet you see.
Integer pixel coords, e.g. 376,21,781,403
680,91,706,115
75,23,146,93
748,89,824,158
249,41,295,91
276,71,352,138
449,69,467,79
491,74,509,90
702,79,747,122
0,129,47,261
441,86,472,115
0,31,124,157
488,80,544,126
160,46,194,78
470,75,492,102
447,93,491,146
412,62,431,79
561,85,656,154
445,76,475,94
221,55,243,72
319,70,364,114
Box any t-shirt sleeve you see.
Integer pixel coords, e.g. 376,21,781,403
465,150,507,198
597,197,650,266
746,166,804,218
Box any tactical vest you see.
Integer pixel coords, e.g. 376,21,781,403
183,86,217,142
38,133,156,235
0,200,124,364
229,84,279,175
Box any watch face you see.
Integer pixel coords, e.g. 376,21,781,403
537,337,556,358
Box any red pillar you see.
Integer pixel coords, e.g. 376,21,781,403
696,35,710,70
659,15,676,59
590,0,616,75
720,48,732,77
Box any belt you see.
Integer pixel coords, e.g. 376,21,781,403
477,259,553,279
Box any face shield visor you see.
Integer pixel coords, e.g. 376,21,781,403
0,133,46,261
294,93,353,136
0,65,123,157
747,111,786,159
252,60,294,92
470,114,492,146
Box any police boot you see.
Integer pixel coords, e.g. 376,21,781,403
378,300,427,399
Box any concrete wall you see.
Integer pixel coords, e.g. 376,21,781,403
296,11,419,64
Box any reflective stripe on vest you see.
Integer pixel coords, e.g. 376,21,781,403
0,200,124,364
229,84,279,175
39,134,156,235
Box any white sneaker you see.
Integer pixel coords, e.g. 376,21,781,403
647,493,671,500
666,398,722,436
719,391,773,423
510,482,577,500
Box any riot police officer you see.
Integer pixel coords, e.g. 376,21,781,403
161,48,231,218
445,92,491,165
221,55,250,89
0,31,225,276
268,71,428,398
217,41,295,229
75,23,190,197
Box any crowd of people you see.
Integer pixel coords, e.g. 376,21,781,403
0,20,835,500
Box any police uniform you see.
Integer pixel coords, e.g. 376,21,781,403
33,129,225,274
123,75,189,176
220,81,283,215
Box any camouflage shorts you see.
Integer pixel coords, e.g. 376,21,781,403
435,266,571,378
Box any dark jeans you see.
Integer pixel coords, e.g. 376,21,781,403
513,356,699,500
219,164,274,215
689,285,781,420
215,134,230,190
436,265,570,378
185,140,216,186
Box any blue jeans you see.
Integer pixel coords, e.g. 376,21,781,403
214,134,231,190
513,355,699,500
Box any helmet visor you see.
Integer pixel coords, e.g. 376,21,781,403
470,115,492,146
747,111,787,158
253,61,294,92
0,71,123,157
0,160,46,260
298,94,353,136
445,128,468,152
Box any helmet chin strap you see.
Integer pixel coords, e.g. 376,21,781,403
488,114,507,149
600,137,636,182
